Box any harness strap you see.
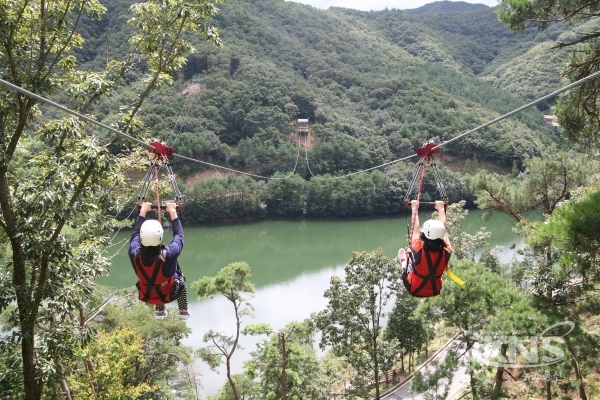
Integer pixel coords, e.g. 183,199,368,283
133,255,169,303
153,162,162,223
445,266,465,286
411,250,444,296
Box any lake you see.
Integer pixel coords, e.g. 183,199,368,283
99,209,524,397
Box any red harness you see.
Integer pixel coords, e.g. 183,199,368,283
407,249,449,297
133,252,175,305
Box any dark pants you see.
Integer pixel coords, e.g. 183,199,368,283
402,266,412,293
156,267,188,311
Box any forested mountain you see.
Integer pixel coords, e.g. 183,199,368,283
74,0,573,180
404,1,489,14
3,0,600,398
38,0,583,223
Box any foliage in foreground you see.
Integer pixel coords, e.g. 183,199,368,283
0,0,221,397
192,262,255,400
66,326,154,399
314,248,401,400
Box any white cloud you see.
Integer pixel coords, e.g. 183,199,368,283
286,0,500,12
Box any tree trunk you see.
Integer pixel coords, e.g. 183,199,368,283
568,347,587,400
373,338,380,400
226,360,238,400
491,344,508,399
468,340,477,399
280,333,287,400
60,379,72,400
58,363,72,400
21,320,43,400
1,166,42,400
400,352,405,373
225,290,242,400
470,369,478,399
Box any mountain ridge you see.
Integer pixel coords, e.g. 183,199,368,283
81,0,569,176
403,1,490,14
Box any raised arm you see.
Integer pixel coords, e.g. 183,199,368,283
128,202,152,259
411,200,421,243
435,200,450,246
164,202,184,258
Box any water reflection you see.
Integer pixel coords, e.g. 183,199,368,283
99,210,525,396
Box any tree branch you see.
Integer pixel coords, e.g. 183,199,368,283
83,291,136,325
553,31,600,49
42,0,79,77
127,14,188,122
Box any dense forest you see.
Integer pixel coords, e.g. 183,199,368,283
61,0,580,222
2,0,600,398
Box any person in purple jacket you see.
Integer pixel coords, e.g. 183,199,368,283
129,202,190,320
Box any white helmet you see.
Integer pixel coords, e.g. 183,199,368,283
140,220,163,247
421,220,445,240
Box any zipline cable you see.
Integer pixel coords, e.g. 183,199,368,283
432,69,600,151
0,77,302,180
300,69,600,179
0,78,153,150
173,136,303,179
3,68,600,181
0,78,152,253
167,91,195,146
302,131,416,180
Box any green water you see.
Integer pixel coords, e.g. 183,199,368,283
99,209,523,289
99,209,524,396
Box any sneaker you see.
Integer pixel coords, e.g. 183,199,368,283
179,310,190,320
397,248,408,264
155,310,168,320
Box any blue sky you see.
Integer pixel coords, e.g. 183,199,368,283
287,0,498,12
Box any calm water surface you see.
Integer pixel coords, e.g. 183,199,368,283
99,209,523,397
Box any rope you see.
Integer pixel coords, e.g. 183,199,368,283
3,68,600,182
302,132,416,181
432,69,600,151
168,91,196,146
153,163,162,223
0,78,152,150
172,132,303,180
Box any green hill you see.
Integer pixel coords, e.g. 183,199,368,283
77,0,572,177
403,1,490,14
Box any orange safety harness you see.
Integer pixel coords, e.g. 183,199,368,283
132,248,176,305
403,140,464,293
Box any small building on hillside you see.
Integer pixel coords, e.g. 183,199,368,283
544,115,559,127
297,118,309,135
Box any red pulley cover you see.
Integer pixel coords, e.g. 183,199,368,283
148,140,173,157
416,141,440,158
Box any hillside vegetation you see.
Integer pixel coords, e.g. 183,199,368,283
75,0,573,181
39,0,587,224
3,0,600,398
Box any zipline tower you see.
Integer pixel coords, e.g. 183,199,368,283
297,118,309,135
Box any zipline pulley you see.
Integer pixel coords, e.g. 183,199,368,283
404,140,449,209
136,139,184,222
